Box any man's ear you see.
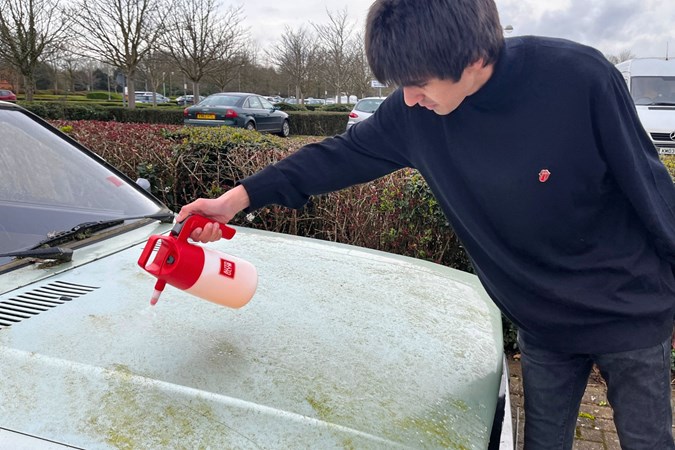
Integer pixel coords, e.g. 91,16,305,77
466,58,486,73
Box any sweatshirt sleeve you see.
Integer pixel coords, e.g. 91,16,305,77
593,66,675,262
240,92,411,211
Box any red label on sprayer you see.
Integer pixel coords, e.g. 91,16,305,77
220,259,236,278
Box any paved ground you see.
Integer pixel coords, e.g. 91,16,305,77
507,357,675,449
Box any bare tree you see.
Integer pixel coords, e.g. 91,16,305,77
162,1,247,102
70,0,172,108
346,32,376,99
57,53,88,94
606,49,636,65
138,51,173,105
312,8,356,104
0,0,70,101
267,26,318,102
208,50,251,93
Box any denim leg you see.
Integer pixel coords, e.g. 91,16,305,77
518,333,593,450
594,338,675,450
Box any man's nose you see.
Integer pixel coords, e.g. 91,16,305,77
402,86,423,107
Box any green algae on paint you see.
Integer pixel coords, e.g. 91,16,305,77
306,394,336,422
398,415,470,449
306,390,482,449
85,364,222,449
393,398,482,449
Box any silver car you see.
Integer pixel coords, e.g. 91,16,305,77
0,101,512,449
346,97,387,130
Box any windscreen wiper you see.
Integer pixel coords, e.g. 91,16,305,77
30,211,175,250
0,211,174,263
0,247,73,262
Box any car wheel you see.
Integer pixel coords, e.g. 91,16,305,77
245,121,256,131
276,120,290,138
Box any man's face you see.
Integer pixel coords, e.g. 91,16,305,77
401,60,492,115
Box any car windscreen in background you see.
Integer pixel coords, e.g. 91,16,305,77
0,109,162,255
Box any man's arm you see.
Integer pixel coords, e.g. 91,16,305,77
593,67,675,261
177,91,412,242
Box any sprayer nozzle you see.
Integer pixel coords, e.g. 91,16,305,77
150,289,162,306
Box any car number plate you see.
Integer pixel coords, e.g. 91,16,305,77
197,113,215,119
657,147,675,155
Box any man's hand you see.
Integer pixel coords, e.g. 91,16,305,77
176,185,251,242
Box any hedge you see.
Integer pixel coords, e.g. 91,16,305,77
22,101,349,136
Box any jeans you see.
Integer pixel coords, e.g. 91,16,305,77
518,332,675,450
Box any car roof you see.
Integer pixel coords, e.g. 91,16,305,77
210,92,258,97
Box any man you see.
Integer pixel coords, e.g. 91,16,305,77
177,0,675,447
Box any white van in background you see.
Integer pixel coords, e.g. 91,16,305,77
616,58,675,154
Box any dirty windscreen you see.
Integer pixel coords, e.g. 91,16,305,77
0,108,163,259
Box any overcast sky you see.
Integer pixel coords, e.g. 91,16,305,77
236,0,673,60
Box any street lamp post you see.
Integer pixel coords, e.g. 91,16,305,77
107,68,111,100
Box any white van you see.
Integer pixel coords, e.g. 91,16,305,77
615,58,675,154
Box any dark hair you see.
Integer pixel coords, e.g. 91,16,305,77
366,0,504,85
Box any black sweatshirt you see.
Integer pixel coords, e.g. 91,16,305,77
241,36,675,353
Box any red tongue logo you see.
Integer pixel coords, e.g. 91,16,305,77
539,169,551,183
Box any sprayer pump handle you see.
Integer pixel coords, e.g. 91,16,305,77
172,214,236,242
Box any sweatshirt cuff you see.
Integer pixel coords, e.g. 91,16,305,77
238,165,309,212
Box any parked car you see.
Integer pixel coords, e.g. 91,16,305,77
184,92,291,137
0,89,17,102
304,98,326,106
346,97,387,130
0,100,512,449
176,94,205,106
134,91,170,104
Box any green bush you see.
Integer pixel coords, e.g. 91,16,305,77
321,103,353,112
86,91,118,100
21,102,112,120
276,102,307,112
286,111,348,136
107,107,184,124
23,101,344,136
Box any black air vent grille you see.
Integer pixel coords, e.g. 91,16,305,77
0,281,99,329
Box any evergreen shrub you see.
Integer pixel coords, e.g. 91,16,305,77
286,111,348,136
321,103,353,112
275,102,307,112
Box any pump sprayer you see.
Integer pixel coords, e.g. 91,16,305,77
137,214,258,307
